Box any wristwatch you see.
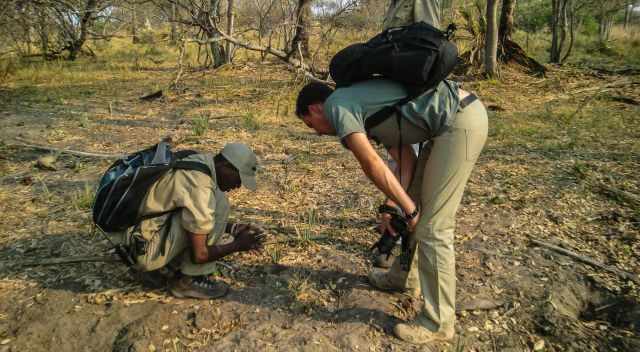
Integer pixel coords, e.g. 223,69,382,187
405,207,419,221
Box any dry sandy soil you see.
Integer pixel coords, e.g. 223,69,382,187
0,60,639,351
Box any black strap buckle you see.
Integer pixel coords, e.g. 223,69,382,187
445,23,457,40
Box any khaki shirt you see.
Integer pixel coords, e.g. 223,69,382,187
323,79,460,148
139,153,230,244
383,0,441,29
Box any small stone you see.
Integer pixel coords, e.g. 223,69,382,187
161,325,169,331
533,339,545,351
36,155,58,171
0,339,10,345
467,326,479,332
148,344,156,352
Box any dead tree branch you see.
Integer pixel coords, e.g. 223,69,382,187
10,138,124,159
530,238,640,285
193,28,332,85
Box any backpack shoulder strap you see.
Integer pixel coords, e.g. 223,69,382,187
364,95,414,133
364,84,439,134
173,150,199,159
173,160,212,177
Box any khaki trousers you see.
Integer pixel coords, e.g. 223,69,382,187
132,212,219,276
387,98,488,331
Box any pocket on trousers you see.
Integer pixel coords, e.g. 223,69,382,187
464,129,484,162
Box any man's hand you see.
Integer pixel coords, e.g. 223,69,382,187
230,223,262,237
407,211,420,232
378,212,398,237
233,225,265,252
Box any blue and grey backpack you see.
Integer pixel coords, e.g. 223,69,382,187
92,141,211,234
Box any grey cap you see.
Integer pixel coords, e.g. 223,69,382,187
220,143,258,191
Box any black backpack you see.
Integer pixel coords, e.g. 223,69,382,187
92,141,212,234
329,21,458,131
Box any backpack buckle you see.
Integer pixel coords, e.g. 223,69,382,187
445,23,457,40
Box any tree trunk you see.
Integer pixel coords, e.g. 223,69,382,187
289,0,312,60
560,0,575,64
624,2,632,29
495,0,545,75
37,9,49,57
68,0,97,60
209,0,225,68
225,0,235,63
550,0,571,64
170,2,177,44
131,2,139,44
484,0,499,77
499,0,516,46
598,3,612,44
558,0,569,57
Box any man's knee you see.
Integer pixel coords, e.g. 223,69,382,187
415,220,455,245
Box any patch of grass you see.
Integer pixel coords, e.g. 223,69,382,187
293,207,321,248
191,114,210,136
269,246,282,264
242,111,261,131
73,183,95,210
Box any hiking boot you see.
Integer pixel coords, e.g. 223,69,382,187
393,318,454,344
367,268,420,297
170,276,229,299
372,252,395,269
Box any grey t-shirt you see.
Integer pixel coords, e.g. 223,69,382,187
323,79,460,148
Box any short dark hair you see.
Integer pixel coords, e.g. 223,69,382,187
214,153,237,172
295,82,334,118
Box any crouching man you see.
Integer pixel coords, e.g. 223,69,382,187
123,143,263,299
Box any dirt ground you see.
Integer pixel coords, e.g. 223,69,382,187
0,60,639,351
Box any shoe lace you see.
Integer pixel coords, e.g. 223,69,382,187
193,276,217,289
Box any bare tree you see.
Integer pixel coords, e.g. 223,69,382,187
131,1,139,43
550,0,568,63
289,0,312,59
225,0,235,62
499,0,515,47
170,1,178,44
485,0,499,77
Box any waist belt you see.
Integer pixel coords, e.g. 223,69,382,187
458,93,478,111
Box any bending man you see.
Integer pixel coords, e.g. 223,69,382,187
295,79,487,343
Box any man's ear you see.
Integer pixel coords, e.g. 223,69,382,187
308,103,324,116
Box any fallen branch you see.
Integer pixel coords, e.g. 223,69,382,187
568,78,635,97
597,183,640,207
608,95,640,106
10,138,124,159
191,28,333,86
530,238,640,285
140,90,163,101
586,65,640,76
9,255,121,267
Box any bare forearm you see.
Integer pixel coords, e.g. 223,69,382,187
206,241,240,262
189,232,240,264
361,154,415,215
387,144,417,190
345,133,417,216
